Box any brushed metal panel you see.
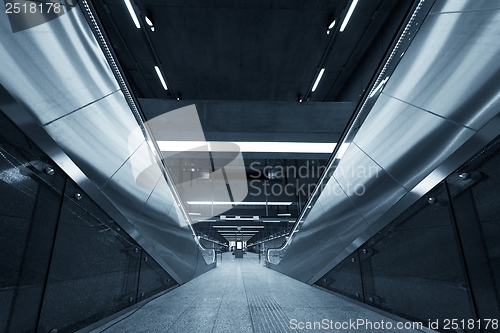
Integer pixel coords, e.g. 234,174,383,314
43,91,145,188
430,0,500,13
383,10,500,130
333,143,408,225
135,181,176,236
314,179,370,249
0,7,119,125
132,181,177,249
154,230,200,284
0,85,189,284
354,94,476,190
281,226,344,283
282,239,318,283
100,142,161,224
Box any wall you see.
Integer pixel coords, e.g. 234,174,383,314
0,111,177,333
316,135,500,333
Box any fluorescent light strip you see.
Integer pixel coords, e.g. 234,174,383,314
368,77,389,98
221,234,254,236
218,230,259,233
154,66,168,90
188,212,201,216
187,201,292,206
340,0,359,32
328,19,336,29
124,0,140,29
157,141,336,153
213,226,265,229
221,234,255,238
311,68,325,92
145,16,154,26
226,217,254,221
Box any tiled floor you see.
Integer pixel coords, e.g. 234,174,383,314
91,253,435,333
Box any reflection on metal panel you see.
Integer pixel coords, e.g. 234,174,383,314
44,91,145,188
354,94,475,190
333,143,407,225
270,0,500,284
145,105,248,221
383,10,500,130
0,4,215,285
100,142,160,224
430,0,500,13
0,7,119,125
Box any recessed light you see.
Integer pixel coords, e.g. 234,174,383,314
340,0,359,32
157,141,337,153
124,0,140,28
312,68,325,92
187,201,292,206
154,66,168,90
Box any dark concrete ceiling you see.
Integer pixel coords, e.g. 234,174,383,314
94,0,414,102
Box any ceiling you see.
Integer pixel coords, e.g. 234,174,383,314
94,0,414,102
91,0,417,244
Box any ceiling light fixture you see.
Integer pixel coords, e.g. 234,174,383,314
311,68,325,92
327,19,336,34
187,201,292,206
157,141,336,153
154,66,168,90
340,0,359,32
336,142,351,159
218,231,259,233
145,15,154,26
124,0,140,29
212,226,265,229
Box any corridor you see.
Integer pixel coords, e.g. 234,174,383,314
91,253,434,333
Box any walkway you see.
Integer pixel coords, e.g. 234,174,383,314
91,252,434,333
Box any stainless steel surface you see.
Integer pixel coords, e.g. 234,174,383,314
44,91,145,188
44,167,55,175
100,142,160,225
383,9,500,131
353,94,476,190
334,143,408,226
0,7,119,125
269,0,500,284
0,5,215,284
430,0,500,13
458,173,470,180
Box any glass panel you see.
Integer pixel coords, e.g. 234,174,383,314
0,112,63,333
138,251,177,300
37,180,141,333
315,251,364,302
359,182,476,329
448,137,500,327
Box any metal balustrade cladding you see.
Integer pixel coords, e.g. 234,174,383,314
266,0,500,286
0,0,218,289
0,112,177,332
316,135,500,332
